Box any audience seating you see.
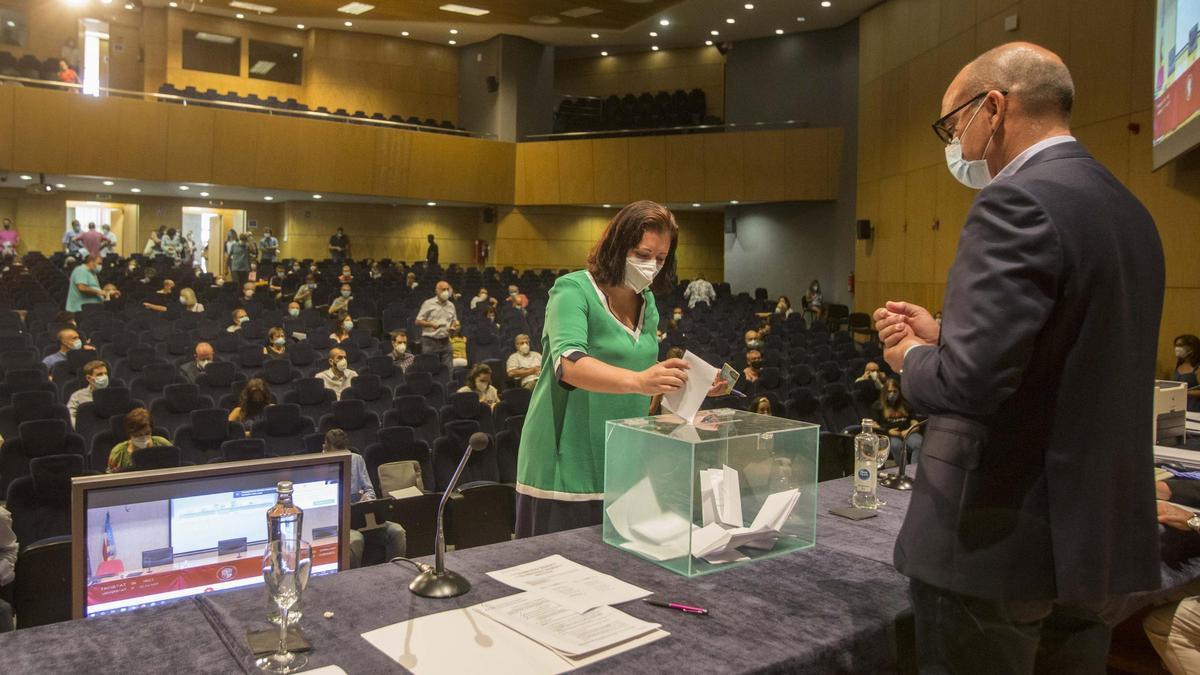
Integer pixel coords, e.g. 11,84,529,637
0,419,85,495
219,438,268,462
12,535,72,629
251,404,316,456
382,395,441,447
494,388,531,427
341,374,393,418
89,413,171,472
174,408,246,464
396,371,445,408
148,384,215,438
317,399,380,452
432,420,499,491
0,390,71,440
129,444,182,470
4,453,85,550
448,483,516,550
439,391,494,436
494,415,523,484
362,426,433,496
283,377,338,421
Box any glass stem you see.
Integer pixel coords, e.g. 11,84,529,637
276,604,289,660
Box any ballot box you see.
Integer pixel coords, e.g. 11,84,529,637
603,409,819,577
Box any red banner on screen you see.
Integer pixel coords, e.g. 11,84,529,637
1155,58,1200,144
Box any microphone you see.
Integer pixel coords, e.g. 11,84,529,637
409,431,489,598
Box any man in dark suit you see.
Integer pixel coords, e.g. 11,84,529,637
180,342,214,384
874,42,1165,671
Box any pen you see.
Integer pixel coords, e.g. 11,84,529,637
643,598,708,615
730,388,747,398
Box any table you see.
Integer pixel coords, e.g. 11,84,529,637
3,474,1197,674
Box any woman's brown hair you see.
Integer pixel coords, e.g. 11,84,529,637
124,407,153,437
586,200,679,293
238,378,274,419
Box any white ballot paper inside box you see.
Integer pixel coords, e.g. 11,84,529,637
661,350,719,426
693,466,801,563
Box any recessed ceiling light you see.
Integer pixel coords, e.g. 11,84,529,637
821,0,831,6
711,30,719,35
602,204,612,208
448,39,457,44
744,3,754,9
704,40,712,46
529,14,561,24
313,194,323,199
775,29,784,34
344,21,353,27
101,0,112,5
401,31,409,36
236,13,245,19
130,188,141,193
178,185,189,190
296,23,305,29
264,196,274,201
168,1,177,6
199,191,210,197
726,17,735,24
4,20,13,27
449,28,458,34
18,175,31,180
659,18,669,26
692,203,701,207
600,50,608,56
427,201,437,206
102,180,114,186
651,45,659,51
439,3,489,16
730,200,739,204
337,2,375,15
229,1,277,13
124,3,134,9
797,16,806,22
54,183,65,188
649,31,657,37
590,33,599,38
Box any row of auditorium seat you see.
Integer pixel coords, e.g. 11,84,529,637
156,83,464,133
0,51,63,81
553,88,722,134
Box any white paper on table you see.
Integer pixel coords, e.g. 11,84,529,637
387,486,423,500
486,555,652,614
660,350,719,426
475,592,661,657
701,548,751,564
301,667,349,675
748,488,800,532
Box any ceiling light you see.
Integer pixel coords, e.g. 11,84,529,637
561,6,601,18
124,3,135,9
344,21,355,27
296,24,305,29
264,196,274,201
711,30,719,35
590,33,599,38
236,13,245,19
18,175,31,180
130,187,141,193
730,200,739,204
659,18,669,26
821,0,831,6
228,1,276,13
102,180,114,186
692,203,700,207
744,3,754,9
529,14,561,24
312,194,322,199
168,1,178,6
178,185,189,190
602,204,612,208
704,40,712,46
448,39,457,45
449,28,458,34
427,201,438,206
250,60,276,74
101,0,112,5
401,31,409,36
199,191,209,196
196,32,237,44
726,17,735,24
797,16,806,22
55,183,66,188
775,29,783,34
651,45,659,51
337,2,375,14
649,31,657,37
439,3,489,16
600,51,608,56
4,21,13,28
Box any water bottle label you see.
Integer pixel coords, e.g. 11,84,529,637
854,463,875,489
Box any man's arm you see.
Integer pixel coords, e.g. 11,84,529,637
902,182,1061,415
1165,479,1200,508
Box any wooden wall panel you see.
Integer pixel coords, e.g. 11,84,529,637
370,128,411,198
664,135,705,203
165,105,215,184
475,139,516,205
626,136,667,202
66,95,122,179
785,129,833,200
556,140,595,205
253,115,304,192
211,108,259,188
591,138,630,205
13,88,70,173
116,99,168,181
514,142,560,206
0,86,14,171
741,131,788,202
703,133,744,203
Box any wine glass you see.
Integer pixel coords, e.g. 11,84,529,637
256,540,313,674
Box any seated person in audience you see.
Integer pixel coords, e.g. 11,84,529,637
142,279,181,312
469,287,492,310
227,308,249,333
855,361,884,390
316,347,357,400
68,360,109,428
338,265,354,284
684,272,715,308
330,312,354,343
404,271,419,291
745,329,763,352
750,395,774,416
56,58,78,85
482,306,500,331
506,284,529,312
268,265,287,298
0,503,15,632
743,349,763,383
179,287,205,313
873,377,923,463
229,378,274,434
368,262,383,280
43,327,94,371
180,342,214,383
390,330,415,372
649,347,686,415
802,279,824,319
1173,334,1200,412
101,283,124,310
329,283,353,316
106,408,172,473
264,327,288,359
322,429,407,568
1144,482,1200,673
506,333,542,390
449,320,468,369
671,307,684,323
776,295,794,317
286,300,302,320
293,274,317,309
238,281,259,305
458,363,500,408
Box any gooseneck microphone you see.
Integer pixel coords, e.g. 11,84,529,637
408,431,489,598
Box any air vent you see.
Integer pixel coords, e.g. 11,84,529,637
560,6,601,18
228,1,277,13
337,2,375,15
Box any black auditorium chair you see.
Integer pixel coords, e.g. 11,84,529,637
149,383,214,438
409,353,448,386
448,483,516,550
819,384,859,433
251,404,316,456
72,386,141,446
787,388,823,427
493,388,530,427
174,408,246,464
395,371,445,408
439,391,494,436
0,420,86,497
851,379,880,419
5,454,86,548
383,394,441,447
219,438,267,462
129,444,182,470
317,399,380,452
431,419,498,491
282,377,337,421
0,390,72,440
113,345,163,384
0,369,56,407
194,361,247,403
494,414,523,484
12,535,72,629
129,362,186,404
341,373,392,418
254,359,304,400
362,426,433,495
288,341,319,374
362,355,404,391
237,344,266,371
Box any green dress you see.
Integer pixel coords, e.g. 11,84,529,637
517,271,660,504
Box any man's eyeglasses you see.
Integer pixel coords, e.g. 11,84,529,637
931,90,1007,145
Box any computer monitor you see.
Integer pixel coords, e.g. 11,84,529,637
71,452,351,619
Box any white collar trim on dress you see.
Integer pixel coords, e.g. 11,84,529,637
584,271,644,342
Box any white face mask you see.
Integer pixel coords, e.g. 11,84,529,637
179,296,188,305
238,315,249,324
69,338,82,350
1177,347,1190,359
944,100,997,189
624,256,661,293
92,374,109,389
517,344,530,356
131,435,152,449
335,358,348,371
244,290,255,299
289,308,300,317
672,313,682,321
395,342,407,354
887,392,900,404
439,290,451,301
476,380,489,393
273,337,286,347
341,290,351,298
197,358,211,369
343,320,354,331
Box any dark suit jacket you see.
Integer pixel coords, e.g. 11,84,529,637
1167,479,1200,508
897,141,1165,604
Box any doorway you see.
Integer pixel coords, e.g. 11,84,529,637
182,206,245,275
66,200,135,258
80,18,108,96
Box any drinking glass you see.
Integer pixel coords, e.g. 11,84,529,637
255,540,313,673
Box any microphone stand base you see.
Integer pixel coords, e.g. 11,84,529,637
409,569,471,598
879,473,914,491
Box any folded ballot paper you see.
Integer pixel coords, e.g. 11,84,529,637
660,350,719,425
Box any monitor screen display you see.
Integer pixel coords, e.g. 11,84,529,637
75,456,348,618
1153,0,1200,168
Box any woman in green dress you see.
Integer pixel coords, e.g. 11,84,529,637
516,201,723,537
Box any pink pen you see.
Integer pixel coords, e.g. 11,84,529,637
643,598,709,615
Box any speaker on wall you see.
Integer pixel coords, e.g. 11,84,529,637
724,217,737,235
856,219,872,240
482,206,496,223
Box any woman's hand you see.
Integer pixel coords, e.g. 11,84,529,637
636,358,689,395
706,376,728,397
1157,500,1196,531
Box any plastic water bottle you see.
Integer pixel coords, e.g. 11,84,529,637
267,481,304,549
852,419,884,509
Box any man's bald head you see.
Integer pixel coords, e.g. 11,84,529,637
946,42,1074,122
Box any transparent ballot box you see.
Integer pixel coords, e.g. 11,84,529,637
603,410,819,577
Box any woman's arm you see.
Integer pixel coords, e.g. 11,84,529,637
561,356,689,395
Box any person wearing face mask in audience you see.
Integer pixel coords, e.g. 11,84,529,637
671,307,684,323
180,342,214,383
294,273,317,310
802,280,824,322
330,312,355,344
338,265,354,284
68,360,109,428
286,301,302,320
416,280,458,373
516,201,726,537
330,282,353,316
268,265,287,299
316,347,357,400
506,333,542,390
507,284,529,312
227,308,250,333
459,363,501,407
229,378,275,433
390,330,414,372
43,327,94,371
743,349,763,384
873,376,923,464
744,329,763,352
470,287,493,310
264,327,289,359
405,271,419,291
1172,334,1200,412
238,281,259,307
66,254,109,313
106,408,172,473
447,320,469,369
855,361,885,390
775,295,793,318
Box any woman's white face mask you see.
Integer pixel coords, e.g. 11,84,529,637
624,256,662,293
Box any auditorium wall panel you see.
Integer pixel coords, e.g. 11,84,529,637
65,94,121,179
116,98,168,181
13,87,69,172
625,136,667,203
165,104,215,184
856,0,1200,376
554,47,726,120
591,138,630,205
